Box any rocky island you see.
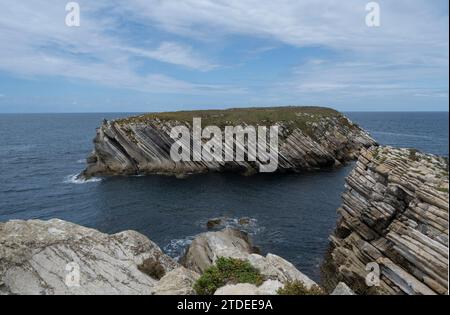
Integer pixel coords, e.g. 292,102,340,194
81,107,376,178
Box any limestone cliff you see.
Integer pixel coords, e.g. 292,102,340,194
81,107,376,178
323,146,449,295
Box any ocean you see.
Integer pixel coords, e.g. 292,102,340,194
0,112,448,281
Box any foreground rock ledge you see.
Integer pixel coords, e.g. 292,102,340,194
0,219,179,295
323,146,449,295
81,107,376,178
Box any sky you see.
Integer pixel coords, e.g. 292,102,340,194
0,0,448,113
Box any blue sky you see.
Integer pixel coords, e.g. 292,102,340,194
0,0,448,113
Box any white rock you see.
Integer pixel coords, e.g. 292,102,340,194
153,267,200,295
331,282,356,295
0,219,178,295
214,283,259,295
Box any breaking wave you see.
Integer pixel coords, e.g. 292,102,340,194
63,174,102,184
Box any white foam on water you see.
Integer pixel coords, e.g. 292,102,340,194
76,159,85,164
163,236,195,261
64,174,102,184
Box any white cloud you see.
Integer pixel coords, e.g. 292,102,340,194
122,42,218,71
0,0,447,105
0,0,226,94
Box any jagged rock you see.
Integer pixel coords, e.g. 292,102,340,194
153,267,200,295
331,282,356,295
182,228,318,288
0,219,178,295
81,107,376,178
323,147,449,295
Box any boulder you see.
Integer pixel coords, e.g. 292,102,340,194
182,228,318,289
0,219,178,295
153,267,200,295
181,228,254,273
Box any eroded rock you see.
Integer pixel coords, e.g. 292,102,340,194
0,219,178,295
323,146,449,295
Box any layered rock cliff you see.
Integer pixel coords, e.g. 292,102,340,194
81,107,376,178
323,146,449,295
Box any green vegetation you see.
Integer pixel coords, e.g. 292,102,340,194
437,187,449,193
194,257,264,295
408,148,420,161
277,281,324,295
138,257,166,280
115,106,352,138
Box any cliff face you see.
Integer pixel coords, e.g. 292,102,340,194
323,147,449,295
81,107,376,178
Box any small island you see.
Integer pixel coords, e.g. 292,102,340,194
81,106,376,179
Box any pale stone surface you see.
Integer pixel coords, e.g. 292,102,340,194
214,283,259,296
214,280,283,295
0,219,178,295
153,267,200,295
325,146,449,295
182,228,318,289
182,228,254,274
257,280,284,295
331,282,356,295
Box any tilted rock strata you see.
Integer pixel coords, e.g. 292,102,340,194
81,107,376,178
0,219,178,295
323,147,449,295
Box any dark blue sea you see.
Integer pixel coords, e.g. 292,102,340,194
0,112,448,281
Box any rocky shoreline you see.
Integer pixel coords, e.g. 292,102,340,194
1,143,448,294
81,107,376,178
0,219,349,295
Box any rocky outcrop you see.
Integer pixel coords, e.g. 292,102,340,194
181,228,318,291
323,146,449,295
81,107,376,178
0,219,178,295
181,228,257,273
153,267,199,295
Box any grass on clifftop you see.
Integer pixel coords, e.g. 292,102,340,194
194,257,264,295
116,106,346,131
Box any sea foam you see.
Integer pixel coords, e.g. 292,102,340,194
64,174,102,184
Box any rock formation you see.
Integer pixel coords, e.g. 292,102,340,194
81,107,376,178
181,228,319,292
0,219,179,295
0,219,353,295
323,146,449,295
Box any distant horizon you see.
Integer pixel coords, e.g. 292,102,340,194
1,109,449,115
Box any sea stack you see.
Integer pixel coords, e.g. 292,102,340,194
81,107,376,178
323,146,449,295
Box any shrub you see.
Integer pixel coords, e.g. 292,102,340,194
277,281,324,295
138,257,166,280
194,257,264,295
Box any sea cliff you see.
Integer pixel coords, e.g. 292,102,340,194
322,146,449,295
81,107,376,178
